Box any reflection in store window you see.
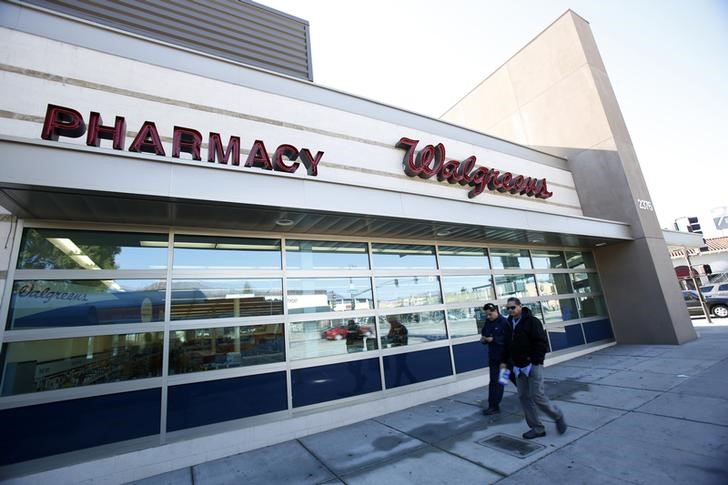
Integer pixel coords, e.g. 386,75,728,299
494,274,537,299
170,279,283,320
535,273,573,296
565,251,596,269
442,275,495,303
375,276,442,308
286,278,373,314
438,246,490,269
0,333,163,396
447,307,487,338
289,317,377,360
530,250,566,269
540,299,579,323
169,324,284,374
490,248,532,269
285,240,369,269
371,244,437,269
16,228,168,270
378,311,446,348
571,273,602,293
578,295,608,317
7,280,166,330
173,235,281,269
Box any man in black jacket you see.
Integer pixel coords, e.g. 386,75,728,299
481,302,508,415
500,297,567,439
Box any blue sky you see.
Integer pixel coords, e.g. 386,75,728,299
262,0,728,237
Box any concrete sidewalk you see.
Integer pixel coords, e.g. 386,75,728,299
132,324,728,484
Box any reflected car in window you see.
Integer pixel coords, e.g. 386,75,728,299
682,290,728,318
321,324,373,340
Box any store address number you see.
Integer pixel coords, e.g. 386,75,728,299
637,199,654,211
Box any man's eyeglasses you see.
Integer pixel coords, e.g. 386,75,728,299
506,306,518,310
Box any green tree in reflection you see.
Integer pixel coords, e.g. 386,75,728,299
17,229,122,270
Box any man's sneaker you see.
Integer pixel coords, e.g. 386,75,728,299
556,416,568,435
482,407,500,416
522,429,546,439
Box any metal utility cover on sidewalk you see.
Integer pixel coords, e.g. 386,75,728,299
477,433,545,458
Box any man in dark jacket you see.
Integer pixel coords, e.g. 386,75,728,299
500,297,567,439
481,302,508,415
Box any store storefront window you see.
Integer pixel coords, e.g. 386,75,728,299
446,306,486,338
371,244,437,269
541,298,579,323
565,251,596,269
578,295,608,317
173,235,281,269
490,248,531,269
535,273,573,296
441,275,495,303
378,311,447,347
16,229,168,270
0,332,163,396
288,317,377,360
7,279,166,330
531,250,567,269
375,276,442,308
438,246,489,269
169,324,284,374
170,279,283,320
285,240,369,269
494,274,537,299
571,272,602,293
286,278,373,314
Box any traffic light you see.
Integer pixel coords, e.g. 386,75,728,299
703,264,712,275
687,216,702,233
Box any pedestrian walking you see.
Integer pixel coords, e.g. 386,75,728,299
480,302,508,415
500,297,568,439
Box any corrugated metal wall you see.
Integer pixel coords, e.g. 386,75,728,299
19,0,313,81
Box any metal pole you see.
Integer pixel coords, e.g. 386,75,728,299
685,248,712,323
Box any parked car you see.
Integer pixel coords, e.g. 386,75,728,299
699,283,728,298
682,290,728,318
321,324,373,340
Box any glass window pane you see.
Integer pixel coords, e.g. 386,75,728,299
0,333,163,396
578,295,608,317
541,298,579,323
285,240,369,269
173,235,280,269
447,306,488,338
442,275,494,304
490,248,531,269
536,273,573,296
16,228,168,270
371,244,436,269
7,280,166,330
378,311,446,347
289,317,378,360
571,273,602,294
438,246,490,269
170,279,283,320
287,278,373,314
565,251,596,269
169,324,284,374
530,250,566,269
375,276,442,308
494,274,537,299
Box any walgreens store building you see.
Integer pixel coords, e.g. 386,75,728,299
0,1,695,482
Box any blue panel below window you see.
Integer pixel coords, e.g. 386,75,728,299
167,372,287,431
583,319,614,343
548,324,586,352
453,341,488,373
383,347,452,389
0,388,160,466
292,358,381,408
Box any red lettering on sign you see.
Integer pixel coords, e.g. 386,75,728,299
41,104,86,141
207,133,241,165
172,126,203,161
129,121,165,156
86,112,126,150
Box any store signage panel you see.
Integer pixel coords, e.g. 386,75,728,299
396,137,553,199
40,104,323,175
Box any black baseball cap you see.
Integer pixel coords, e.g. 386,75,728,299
483,303,498,311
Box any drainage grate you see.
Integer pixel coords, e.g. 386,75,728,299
476,433,546,458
